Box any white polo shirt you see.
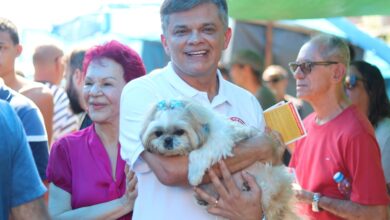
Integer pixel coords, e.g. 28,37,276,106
119,62,265,220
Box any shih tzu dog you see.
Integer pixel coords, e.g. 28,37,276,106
141,99,300,220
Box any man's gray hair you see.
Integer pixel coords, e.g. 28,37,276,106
160,0,228,33
309,34,350,67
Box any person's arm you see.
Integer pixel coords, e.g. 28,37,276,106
194,161,263,220
295,189,389,219
10,197,50,220
142,132,283,186
14,93,49,181
22,87,54,145
48,170,137,220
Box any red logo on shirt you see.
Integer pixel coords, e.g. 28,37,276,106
229,117,246,125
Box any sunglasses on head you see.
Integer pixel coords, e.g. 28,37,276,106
264,75,285,84
344,74,365,90
288,61,339,75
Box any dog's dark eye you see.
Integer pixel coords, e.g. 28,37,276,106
174,129,185,136
155,131,163,137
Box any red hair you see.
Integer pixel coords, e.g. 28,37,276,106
82,40,146,82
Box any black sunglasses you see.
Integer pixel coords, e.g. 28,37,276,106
344,74,365,90
264,75,285,84
288,61,339,75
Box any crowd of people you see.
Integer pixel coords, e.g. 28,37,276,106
0,0,389,219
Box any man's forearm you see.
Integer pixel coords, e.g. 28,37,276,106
141,151,189,186
143,148,261,187
319,195,388,219
142,133,280,186
206,133,280,182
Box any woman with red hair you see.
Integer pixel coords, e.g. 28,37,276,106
46,40,146,219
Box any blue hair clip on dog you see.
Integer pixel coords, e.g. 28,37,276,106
170,100,184,109
157,100,184,111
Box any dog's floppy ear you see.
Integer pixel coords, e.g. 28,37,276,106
183,100,212,146
184,100,213,125
140,102,160,142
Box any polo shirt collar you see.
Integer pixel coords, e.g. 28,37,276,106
213,71,231,107
164,62,231,107
165,62,198,98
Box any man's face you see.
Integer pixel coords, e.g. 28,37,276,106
161,3,231,79
263,73,288,99
294,42,334,102
0,31,21,77
65,64,85,113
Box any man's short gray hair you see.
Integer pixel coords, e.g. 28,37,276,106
309,34,350,67
160,0,228,33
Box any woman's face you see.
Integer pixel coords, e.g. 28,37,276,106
345,66,369,116
83,58,126,124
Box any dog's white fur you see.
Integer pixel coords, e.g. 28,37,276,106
141,99,301,220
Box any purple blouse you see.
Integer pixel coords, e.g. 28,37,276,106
47,125,131,220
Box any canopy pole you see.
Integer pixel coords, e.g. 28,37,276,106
265,22,273,68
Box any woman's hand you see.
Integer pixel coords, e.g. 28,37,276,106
194,161,263,220
120,165,138,213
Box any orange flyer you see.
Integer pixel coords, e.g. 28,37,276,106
263,101,306,145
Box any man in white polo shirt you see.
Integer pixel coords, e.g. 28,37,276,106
119,1,281,219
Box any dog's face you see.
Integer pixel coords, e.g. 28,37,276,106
141,100,211,156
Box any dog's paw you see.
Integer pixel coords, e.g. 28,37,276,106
188,151,210,186
188,168,204,186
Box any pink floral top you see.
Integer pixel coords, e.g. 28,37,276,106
47,125,131,220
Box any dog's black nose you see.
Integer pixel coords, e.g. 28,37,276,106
164,137,173,150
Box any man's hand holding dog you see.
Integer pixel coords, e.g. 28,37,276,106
194,161,263,220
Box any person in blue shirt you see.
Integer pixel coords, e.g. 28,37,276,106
0,79,49,181
0,100,49,220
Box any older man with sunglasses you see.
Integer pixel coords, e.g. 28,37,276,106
288,34,389,219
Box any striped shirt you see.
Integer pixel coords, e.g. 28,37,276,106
44,82,79,142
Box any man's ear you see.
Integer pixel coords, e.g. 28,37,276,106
55,57,63,72
161,34,171,56
332,63,346,83
15,44,22,57
223,27,232,50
